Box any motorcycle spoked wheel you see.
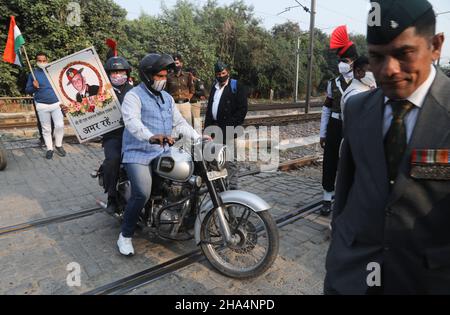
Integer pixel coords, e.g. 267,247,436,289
200,203,279,279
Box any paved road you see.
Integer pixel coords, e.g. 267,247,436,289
0,142,330,295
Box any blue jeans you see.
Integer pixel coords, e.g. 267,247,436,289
121,163,153,237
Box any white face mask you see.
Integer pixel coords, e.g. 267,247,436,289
151,80,166,92
110,73,128,86
359,71,377,89
37,62,48,69
338,62,352,75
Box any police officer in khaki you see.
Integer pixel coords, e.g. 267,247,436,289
166,54,195,126
188,68,208,129
325,0,450,295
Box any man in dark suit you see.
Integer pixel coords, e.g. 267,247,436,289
325,0,450,295
66,67,100,102
204,61,248,189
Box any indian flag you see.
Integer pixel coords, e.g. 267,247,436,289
2,16,25,67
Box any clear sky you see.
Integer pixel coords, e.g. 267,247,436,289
113,0,450,64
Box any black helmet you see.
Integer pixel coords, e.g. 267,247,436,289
105,56,131,74
139,53,175,89
214,61,228,73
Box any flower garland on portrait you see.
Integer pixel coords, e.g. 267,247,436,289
66,88,113,116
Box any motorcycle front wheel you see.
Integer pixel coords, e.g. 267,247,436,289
200,203,279,279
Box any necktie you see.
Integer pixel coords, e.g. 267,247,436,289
384,100,414,183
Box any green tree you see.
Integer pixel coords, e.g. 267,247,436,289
0,0,127,96
1,0,367,101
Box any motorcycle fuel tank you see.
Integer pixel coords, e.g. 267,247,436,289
153,147,194,182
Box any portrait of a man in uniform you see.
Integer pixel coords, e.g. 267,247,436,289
66,67,100,102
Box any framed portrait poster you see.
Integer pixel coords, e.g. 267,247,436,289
43,46,123,143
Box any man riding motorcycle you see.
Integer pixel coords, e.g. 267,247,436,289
118,53,201,256
102,56,134,214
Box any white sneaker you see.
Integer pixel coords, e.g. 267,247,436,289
117,233,135,256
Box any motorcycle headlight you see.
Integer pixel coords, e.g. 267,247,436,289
214,146,227,171
204,142,227,171
188,175,203,188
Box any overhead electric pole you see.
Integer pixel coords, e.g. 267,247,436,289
305,0,316,114
278,1,315,108
294,36,300,103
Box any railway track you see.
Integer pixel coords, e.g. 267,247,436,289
243,113,321,126
82,198,323,295
0,102,322,131
0,206,104,237
0,113,321,130
0,80,328,295
246,101,322,112
0,155,320,238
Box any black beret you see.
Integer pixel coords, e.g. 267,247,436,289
214,61,229,73
367,0,434,45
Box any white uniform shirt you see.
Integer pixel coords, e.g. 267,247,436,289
212,81,229,121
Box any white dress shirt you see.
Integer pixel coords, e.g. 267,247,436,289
383,65,436,143
78,86,87,98
212,81,228,121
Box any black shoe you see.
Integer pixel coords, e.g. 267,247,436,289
55,146,66,157
320,201,332,217
46,150,54,160
106,197,119,215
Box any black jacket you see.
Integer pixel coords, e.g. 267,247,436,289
204,80,248,142
76,85,100,102
103,83,134,141
325,70,450,295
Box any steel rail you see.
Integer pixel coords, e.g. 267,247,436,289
83,199,323,295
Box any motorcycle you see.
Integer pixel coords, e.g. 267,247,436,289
92,136,279,279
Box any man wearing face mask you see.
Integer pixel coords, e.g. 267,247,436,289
319,25,358,216
118,53,201,256
25,52,66,160
166,54,195,125
204,61,248,190
341,56,377,121
101,56,134,214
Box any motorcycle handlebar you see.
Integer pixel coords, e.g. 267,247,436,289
149,134,184,147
